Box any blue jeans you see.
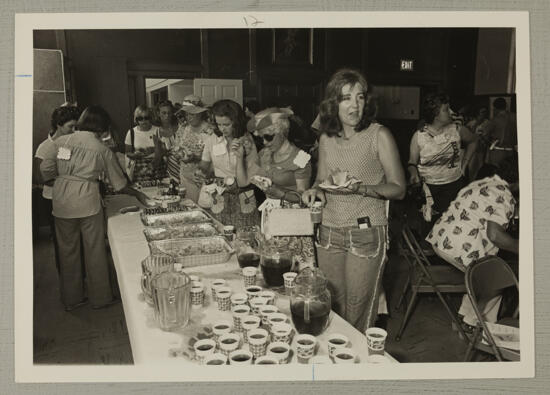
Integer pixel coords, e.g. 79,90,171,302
316,224,387,332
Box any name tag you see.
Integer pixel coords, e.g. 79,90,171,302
357,216,371,229
212,142,227,156
57,146,72,161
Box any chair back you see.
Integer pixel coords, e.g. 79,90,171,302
466,256,519,308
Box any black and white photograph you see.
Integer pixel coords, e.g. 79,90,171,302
14,11,534,382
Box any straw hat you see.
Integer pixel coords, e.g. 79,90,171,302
246,107,294,135
176,94,208,115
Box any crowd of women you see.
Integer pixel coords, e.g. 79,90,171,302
35,67,519,334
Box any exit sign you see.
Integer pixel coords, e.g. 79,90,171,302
400,59,414,71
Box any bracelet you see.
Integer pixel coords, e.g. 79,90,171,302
407,163,417,168
361,185,369,197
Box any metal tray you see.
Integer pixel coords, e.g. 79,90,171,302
148,236,234,267
140,209,212,227
143,223,220,242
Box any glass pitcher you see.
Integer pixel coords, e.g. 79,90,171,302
141,253,174,305
290,267,332,336
259,236,293,287
151,270,192,331
234,225,261,268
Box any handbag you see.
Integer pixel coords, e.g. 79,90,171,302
262,191,313,237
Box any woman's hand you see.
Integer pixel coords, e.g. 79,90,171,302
135,191,154,207
302,187,326,207
193,168,207,185
230,139,245,159
409,169,421,186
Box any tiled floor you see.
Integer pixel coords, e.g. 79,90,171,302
32,227,473,365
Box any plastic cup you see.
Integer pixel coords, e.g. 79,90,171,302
247,328,269,359
258,304,279,327
218,333,241,356
231,304,251,332
266,342,290,364
204,352,227,365
242,266,257,287
270,322,293,344
333,348,357,364
193,339,216,364
295,334,317,361
216,286,233,311
365,327,387,356
327,333,349,358
241,315,261,343
229,349,253,365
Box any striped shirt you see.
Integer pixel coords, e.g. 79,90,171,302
321,122,387,227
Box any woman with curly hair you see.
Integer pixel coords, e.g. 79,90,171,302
302,68,406,331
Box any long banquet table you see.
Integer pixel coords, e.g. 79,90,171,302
104,191,398,365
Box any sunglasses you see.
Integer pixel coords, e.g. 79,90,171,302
136,116,151,122
261,134,276,142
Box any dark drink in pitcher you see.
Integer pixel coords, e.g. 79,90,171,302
290,300,331,336
237,252,261,268
260,256,292,287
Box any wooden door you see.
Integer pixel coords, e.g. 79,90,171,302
193,78,243,107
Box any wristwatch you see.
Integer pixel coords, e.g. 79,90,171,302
360,184,369,197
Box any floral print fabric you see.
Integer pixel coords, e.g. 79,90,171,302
426,175,515,268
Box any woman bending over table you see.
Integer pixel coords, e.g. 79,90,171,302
302,68,406,331
41,105,151,311
197,99,260,228
244,107,315,269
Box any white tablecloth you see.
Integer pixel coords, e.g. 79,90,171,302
105,192,398,365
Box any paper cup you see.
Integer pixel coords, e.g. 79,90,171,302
230,292,248,308
229,350,253,365
231,304,251,332
249,297,268,316
218,333,240,356
270,322,293,344
241,315,261,343
204,352,227,365
266,312,288,331
211,279,227,301
212,320,232,342
216,286,233,311
190,282,205,308
242,266,257,287
333,348,357,364
193,339,217,364
365,327,387,356
255,355,279,365
327,333,349,357
267,342,290,364
245,285,263,300
283,272,298,295
258,290,276,305
247,328,269,359
258,304,279,326
295,334,317,361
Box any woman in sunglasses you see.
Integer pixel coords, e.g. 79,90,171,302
245,107,315,269
124,105,165,182
197,99,260,228
302,68,406,332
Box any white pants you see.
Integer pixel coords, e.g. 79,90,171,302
433,246,501,326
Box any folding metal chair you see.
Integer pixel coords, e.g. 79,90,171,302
395,224,469,342
463,256,520,361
